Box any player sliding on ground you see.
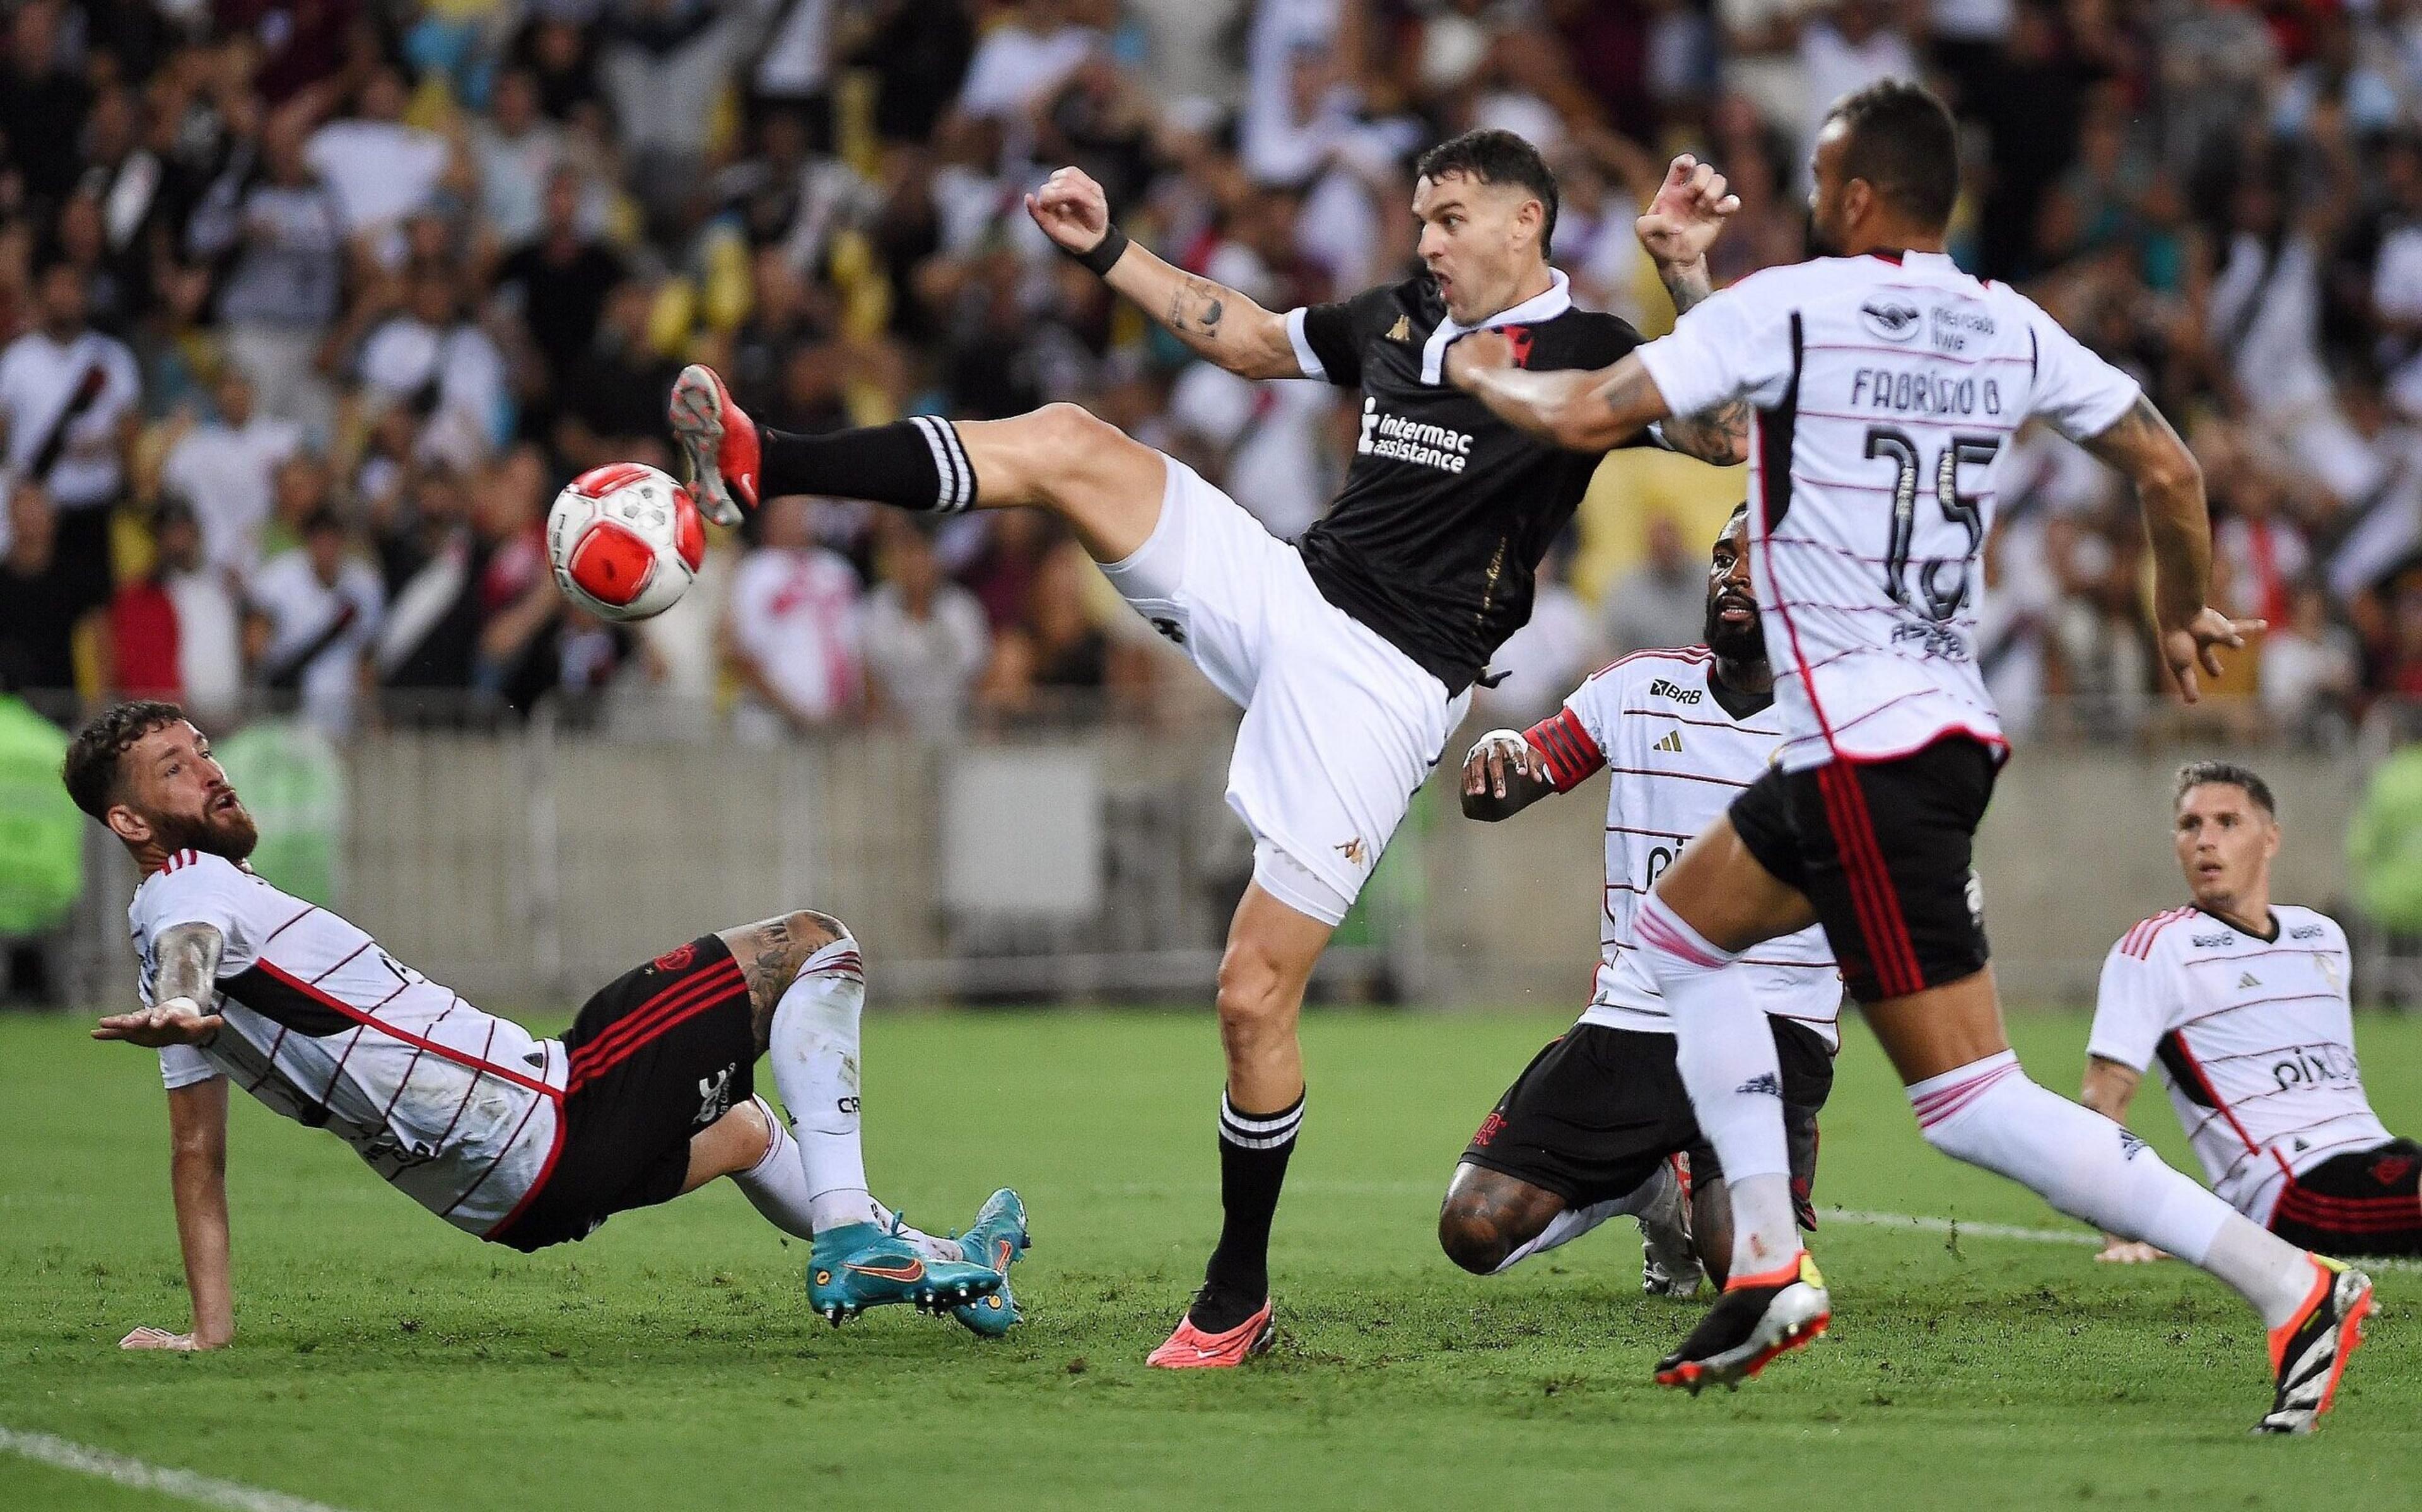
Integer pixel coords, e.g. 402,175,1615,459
65,701,1028,1351
667,130,1752,1366
1440,507,1840,1295
2085,762,2422,1262
1441,79,2371,1433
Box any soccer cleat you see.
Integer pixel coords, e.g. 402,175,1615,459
667,363,760,527
2255,1257,2373,1434
1639,1168,1704,1299
805,1220,1002,1326
950,1187,1031,1338
1654,1250,1829,1393
1145,1290,1275,1369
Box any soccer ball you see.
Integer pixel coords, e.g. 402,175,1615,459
547,462,706,622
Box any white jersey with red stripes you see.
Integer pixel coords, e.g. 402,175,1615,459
2088,904,2388,1225
1634,251,2143,771
134,849,563,1236
1526,648,1844,1049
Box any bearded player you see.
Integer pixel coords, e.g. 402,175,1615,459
666,131,1750,1365
1441,507,1840,1295
67,701,1029,1351
2086,762,2422,1260
1443,80,2368,1433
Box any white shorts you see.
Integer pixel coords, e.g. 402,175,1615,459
1101,457,1470,924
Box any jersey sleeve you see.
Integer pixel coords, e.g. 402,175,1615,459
159,1045,223,1090
2086,936,2177,1073
131,854,264,982
1287,285,1400,387
1632,276,1799,418
2021,301,2142,441
1523,680,1612,792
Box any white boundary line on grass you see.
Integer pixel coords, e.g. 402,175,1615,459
1827,1206,2422,1272
0,1426,364,1512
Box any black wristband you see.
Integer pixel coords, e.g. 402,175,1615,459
1065,223,1130,277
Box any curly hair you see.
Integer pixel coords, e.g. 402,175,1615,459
62,700,188,821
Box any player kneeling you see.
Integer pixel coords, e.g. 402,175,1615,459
67,702,1029,1351
1440,508,1841,1294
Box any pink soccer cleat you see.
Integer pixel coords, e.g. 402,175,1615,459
1145,1296,1276,1369
667,364,761,526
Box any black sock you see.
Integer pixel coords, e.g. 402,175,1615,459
759,416,977,512
1194,1088,1304,1330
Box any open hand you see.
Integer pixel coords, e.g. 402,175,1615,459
1444,329,1518,392
1463,729,1546,801
1635,154,1740,269
2161,608,2264,704
1024,166,1111,257
93,997,224,1048
2093,1238,2168,1264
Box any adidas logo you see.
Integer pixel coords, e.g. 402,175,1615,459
1653,730,1684,754
1736,1072,1782,1097
2238,972,2262,989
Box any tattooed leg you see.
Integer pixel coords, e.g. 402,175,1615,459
718,909,845,1054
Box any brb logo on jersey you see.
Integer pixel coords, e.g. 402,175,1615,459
1647,677,1703,704
1360,398,1473,473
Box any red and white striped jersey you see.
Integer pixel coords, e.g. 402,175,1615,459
134,850,563,1236
1527,648,1843,1049
2089,905,2387,1225
1634,252,2142,771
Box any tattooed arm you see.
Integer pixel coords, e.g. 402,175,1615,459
1647,264,1750,466
1026,166,1302,379
2080,395,2260,703
94,924,226,1047
1446,334,1675,453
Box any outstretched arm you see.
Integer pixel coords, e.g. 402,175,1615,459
2078,396,2262,703
95,923,226,1048
1636,156,1748,467
125,1076,235,1349
1027,167,1302,380
1448,337,1675,453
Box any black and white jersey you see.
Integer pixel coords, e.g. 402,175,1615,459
2090,905,2387,1225
1286,270,1649,694
133,851,563,1236
1528,648,1843,1049
1634,252,2142,771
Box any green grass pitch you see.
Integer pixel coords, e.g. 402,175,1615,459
3,1004,2416,1510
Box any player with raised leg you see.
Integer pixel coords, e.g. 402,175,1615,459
1441,81,2370,1432
669,131,1752,1366
67,701,1028,1349
1440,507,1840,1296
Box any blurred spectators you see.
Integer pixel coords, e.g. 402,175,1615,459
726,493,862,739
245,508,383,735
104,497,243,728
0,0,2414,753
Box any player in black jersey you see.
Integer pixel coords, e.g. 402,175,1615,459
667,129,1750,1366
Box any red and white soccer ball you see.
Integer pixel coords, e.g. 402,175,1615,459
547,462,706,622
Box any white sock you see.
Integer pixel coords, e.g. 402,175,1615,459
732,1096,816,1240
1492,1167,1668,1274
761,934,961,1260
1910,1052,2314,1328
1636,895,1802,1279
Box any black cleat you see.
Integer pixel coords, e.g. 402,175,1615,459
1655,1251,1829,1393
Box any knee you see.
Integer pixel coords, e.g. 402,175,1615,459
780,910,850,953
1033,401,1116,455
1437,1201,1513,1275
1215,942,1299,1045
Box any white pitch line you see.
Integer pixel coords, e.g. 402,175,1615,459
0,1427,364,1512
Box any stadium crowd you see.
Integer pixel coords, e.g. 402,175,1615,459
1,0,2421,747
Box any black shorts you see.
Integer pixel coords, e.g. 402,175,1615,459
488,934,757,1252
1460,1020,1832,1217
1728,736,1999,1005
2268,1137,2422,1257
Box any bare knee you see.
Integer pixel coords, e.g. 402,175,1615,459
1437,1198,1516,1275
1215,941,1300,1056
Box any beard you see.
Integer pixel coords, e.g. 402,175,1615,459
1704,596,1767,663
152,800,260,863
1804,205,1841,259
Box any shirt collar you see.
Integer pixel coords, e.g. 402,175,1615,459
1422,268,1572,385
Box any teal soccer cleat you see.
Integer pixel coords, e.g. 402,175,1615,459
951,1188,1031,1338
806,1220,1002,1325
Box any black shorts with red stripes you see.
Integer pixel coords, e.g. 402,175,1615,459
1728,736,1998,1005
489,934,756,1252
1460,1021,1831,1216
2268,1137,2422,1257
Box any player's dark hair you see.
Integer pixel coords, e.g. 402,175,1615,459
62,700,187,820
1724,501,1750,530
1824,79,1961,231
2174,760,2277,818
1415,129,1560,256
